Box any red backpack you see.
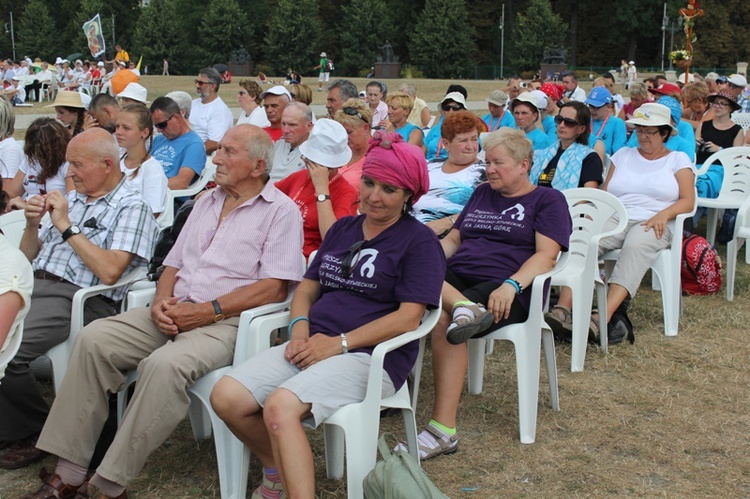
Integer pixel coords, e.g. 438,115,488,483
681,232,723,295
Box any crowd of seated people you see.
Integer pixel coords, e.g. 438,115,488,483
1,65,749,497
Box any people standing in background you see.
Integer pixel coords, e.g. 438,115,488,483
162,58,169,76
627,61,637,89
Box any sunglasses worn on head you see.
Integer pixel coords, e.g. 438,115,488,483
155,114,176,129
554,115,579,127
442,104,463,112
342,106,367,123
341,240,366,278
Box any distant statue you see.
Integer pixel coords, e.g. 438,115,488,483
380,41,394,63
543,48,567,65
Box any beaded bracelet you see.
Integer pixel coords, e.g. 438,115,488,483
504,278,522,294
288,316,310,331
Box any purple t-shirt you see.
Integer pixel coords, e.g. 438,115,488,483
448,183,571,311
305,214,445,389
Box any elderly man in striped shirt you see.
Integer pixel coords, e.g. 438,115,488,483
25,124,305,499
0,128,158,472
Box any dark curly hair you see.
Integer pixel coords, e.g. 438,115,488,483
23,118,70,184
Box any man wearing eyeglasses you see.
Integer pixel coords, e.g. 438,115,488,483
189,68,234,155
150,96,206,190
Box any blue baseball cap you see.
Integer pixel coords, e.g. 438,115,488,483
585,87,613,107
658,96,682,125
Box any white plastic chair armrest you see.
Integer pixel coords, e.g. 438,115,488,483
234,297,293,365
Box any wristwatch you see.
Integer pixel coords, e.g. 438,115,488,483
316,194,331,202
211,300,225,322
61,225,82,242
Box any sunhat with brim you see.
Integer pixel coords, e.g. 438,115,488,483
649,83,681,97
511,92,541,111
625,103,676,133
708,90,741,112
45,91,86,109
440,92,467,108
298,119,352,168
486,89,509,107
259,85,292,101
320,52,327,58
117,82,149,104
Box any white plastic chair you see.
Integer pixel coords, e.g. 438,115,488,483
159,160,217,230
233,305,441,499
0,211,50,247
0,210,27,247
45,267,148,393
726,194,750,301
695,147,750,245
0,321,24,383
731,112,750,133
601,193,697,337
555,189,628,371
466,265,563,445
115,285,292,499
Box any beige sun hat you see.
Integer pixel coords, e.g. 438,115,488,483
625,103,675,132
486,90,509,107
45,91,86,109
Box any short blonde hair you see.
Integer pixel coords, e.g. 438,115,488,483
682,81,709,103
482,128,533,167
333,98,372,127
385,91,414,113
291,83,313,105
628,83,650,100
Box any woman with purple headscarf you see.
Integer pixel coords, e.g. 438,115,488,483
211,132,446,498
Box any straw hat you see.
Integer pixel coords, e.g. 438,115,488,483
45,91,86,109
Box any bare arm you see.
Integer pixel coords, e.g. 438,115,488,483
409,128,424,148
642,168,696,240
440,228,461,259
168,167,197,190
733,128,745,147
0,291,24,347
5,170,25,199
204,140,219,155
486,232,561,322
420,106,431,128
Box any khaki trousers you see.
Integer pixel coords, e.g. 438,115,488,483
36,307,239,486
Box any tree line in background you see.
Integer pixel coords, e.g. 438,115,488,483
0,0,748,78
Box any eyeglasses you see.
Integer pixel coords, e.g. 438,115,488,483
341,240,366,278
342,106,368,123
711,100,730,108
442,104,464,112
154,114,176,129
194,80,211,86
554,115,579,127
634,127,660,136
290,92,297,99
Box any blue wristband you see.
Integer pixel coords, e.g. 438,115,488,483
288,316,310,331
504,278,522,294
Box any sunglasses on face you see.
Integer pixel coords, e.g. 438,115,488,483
342,106,368,123
554,115,579,127
341,240,366,278
442,104,464,112
195,80,211,86
154,114,175,129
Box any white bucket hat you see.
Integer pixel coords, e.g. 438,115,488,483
625,103,675,132
117,82,149,104
298,119,352,168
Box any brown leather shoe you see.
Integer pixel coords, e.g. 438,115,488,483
21,467,80,499
0,433,48,469
76,483,128,499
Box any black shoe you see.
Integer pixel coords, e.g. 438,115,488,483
607,310,634,345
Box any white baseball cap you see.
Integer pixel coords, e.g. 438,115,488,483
117,82,149,104
259,85,292,101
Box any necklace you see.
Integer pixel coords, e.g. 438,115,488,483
639,146,668,161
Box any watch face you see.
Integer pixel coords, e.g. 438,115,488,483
316,194,329,202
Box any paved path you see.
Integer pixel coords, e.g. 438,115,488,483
15,101,491,131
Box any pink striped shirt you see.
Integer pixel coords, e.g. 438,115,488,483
164,182,304,303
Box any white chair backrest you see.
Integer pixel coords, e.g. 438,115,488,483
0,210,27,247
734,193,750,239
732,112,750,133
563,188,628,263
695,146,750,200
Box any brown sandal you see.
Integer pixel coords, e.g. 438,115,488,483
0,433,48,470
21,467,80,499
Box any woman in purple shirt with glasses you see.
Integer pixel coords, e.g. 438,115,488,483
211,132,446,499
